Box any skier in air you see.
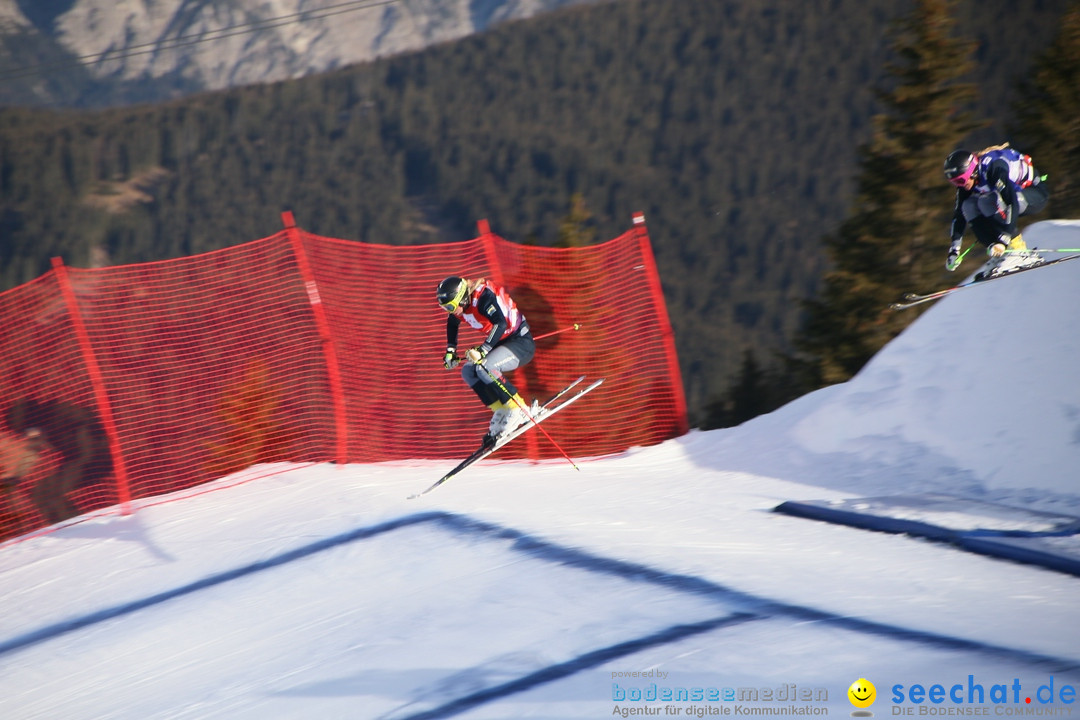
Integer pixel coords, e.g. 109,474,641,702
943,144,1049,276
437,276,536,445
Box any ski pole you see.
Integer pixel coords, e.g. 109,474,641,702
1006,247,1080,253
477,361,579,471
532,323,581,341
955,242,976,267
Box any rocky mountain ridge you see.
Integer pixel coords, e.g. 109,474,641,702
0,0,599,106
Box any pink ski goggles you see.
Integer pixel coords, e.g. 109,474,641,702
949,156,979,186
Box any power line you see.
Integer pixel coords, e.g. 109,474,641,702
0,0,401,83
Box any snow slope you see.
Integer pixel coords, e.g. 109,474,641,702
1,221,1078,719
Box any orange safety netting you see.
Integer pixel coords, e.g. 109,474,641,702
0,213,686,540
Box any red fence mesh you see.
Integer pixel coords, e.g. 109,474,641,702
0,213,686,540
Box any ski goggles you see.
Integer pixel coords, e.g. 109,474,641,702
948,157,979,186
439,293,466,312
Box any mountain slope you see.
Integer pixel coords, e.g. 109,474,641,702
0,0,1072,422
1,0,602,106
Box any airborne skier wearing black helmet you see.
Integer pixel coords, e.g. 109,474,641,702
943,144,1050,276
436,276,537,445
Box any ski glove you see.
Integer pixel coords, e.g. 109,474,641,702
466,345,488,365
945,240,962,271
443,347,459,370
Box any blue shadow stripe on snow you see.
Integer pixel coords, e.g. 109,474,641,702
3,510,1079,679
0,512,444,657
430,514,1080,673
393,612,759,720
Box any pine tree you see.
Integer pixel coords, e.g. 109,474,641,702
700,349,808,429
797,0,985,385
1012,2,1080,218
554,193,597,248
701,349,764,429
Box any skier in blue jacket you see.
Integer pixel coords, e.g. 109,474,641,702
943,144,1049,275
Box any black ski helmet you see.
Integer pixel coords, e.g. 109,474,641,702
437,276,469,312
944,149,977,181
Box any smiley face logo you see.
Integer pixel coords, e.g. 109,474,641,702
848,678,876,709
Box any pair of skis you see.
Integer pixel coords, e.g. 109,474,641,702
890,251,1080,311
407,375,603,499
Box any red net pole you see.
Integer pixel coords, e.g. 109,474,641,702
50,258,133,511
632,213,689,435
283,211,349,464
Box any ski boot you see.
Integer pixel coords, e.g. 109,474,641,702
975,235,1042,279
482,394,531,447
499,393,529,435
